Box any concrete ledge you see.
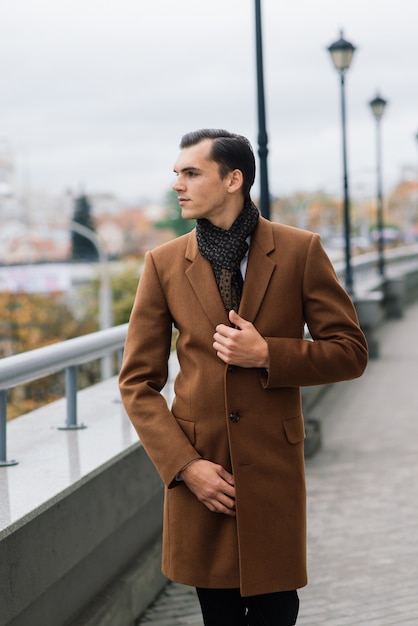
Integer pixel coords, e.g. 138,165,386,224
304,419,321,459
403,268,418,305
70,539,167,626
353,292,384,359
301,385,329,459
383,277,405,318
0,379,165,626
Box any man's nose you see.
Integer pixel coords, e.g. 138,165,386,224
172,177,185,192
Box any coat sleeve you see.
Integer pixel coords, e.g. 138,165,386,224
118,251,202,487
264,234,368,388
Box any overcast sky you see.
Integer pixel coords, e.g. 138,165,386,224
1,0,417,205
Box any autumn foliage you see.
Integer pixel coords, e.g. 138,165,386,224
0,291,97,420
0,262,144,421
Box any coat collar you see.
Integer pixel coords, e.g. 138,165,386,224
185,217,276,327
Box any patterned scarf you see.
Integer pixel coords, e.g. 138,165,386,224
196,199,259,312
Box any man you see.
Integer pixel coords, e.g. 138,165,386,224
119,129,368,625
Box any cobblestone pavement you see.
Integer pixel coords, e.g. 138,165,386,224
137,301,418,625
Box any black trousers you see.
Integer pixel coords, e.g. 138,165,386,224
196,587,299,626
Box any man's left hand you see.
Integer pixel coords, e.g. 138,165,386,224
213,310,269,368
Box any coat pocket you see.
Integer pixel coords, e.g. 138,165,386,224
283,415,306,444
176,417,196,445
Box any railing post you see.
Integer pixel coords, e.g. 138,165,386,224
0,389,18,466
118,347,124,371
58,366,87,430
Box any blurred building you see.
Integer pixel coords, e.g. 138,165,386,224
0,140,19,222
0,140,14,194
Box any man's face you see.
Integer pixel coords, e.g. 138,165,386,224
172,139,234,226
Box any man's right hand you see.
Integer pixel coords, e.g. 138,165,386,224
180,459,236,517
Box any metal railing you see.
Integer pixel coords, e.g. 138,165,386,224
0,324,128,466
1,243,417,467
333,242,418,293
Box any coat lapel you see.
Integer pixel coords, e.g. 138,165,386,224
239,218,276,323
184,218,276,327
185,232,229,327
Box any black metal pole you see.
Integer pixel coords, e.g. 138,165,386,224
339,71,354,295
375,116,385,277
254,0,270,220
416,132,418,230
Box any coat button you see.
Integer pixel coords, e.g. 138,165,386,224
229,410,240,423
227,365,235,373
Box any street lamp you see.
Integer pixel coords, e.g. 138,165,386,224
369,93,388,278
327,31,356,295
254,0,270,220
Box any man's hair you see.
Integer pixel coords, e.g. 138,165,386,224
179,129,256,198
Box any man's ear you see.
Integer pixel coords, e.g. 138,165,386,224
227,169,244,194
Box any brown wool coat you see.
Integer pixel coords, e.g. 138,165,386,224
119,217,368,596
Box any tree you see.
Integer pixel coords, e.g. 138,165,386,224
71,194,99,261
0,291,97,420
155,190,195,237
110,263,142,325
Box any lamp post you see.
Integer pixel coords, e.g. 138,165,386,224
416,132,418,231
369,93,387,278
327,31,356,295
70,221,113,379
254,0,270,220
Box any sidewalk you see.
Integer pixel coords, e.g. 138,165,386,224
138,301,418,625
